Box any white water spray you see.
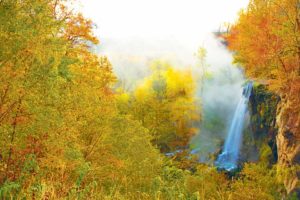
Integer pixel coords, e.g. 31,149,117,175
215,82,253,171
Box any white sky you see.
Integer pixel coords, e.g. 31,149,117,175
78,0,249,88
80,0,249,39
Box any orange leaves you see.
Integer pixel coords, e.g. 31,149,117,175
65,13,99,46
227,1,300,175
227,0,300,95
107,156,125,170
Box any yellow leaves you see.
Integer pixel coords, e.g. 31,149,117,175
0,0,169,199
116,92,130,104
136,62,195,101
134,78,154,102
165,67,195,98
130,61,200,150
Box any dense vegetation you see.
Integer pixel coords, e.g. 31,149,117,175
0,0,297,199
225,0,300,194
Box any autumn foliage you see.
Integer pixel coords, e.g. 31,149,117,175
226,0,300,193
0,0,290,199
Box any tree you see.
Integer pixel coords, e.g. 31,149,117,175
226,0,300,193
0,1,167,198
124,61,200,152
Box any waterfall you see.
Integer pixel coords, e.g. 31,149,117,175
215,82,253,171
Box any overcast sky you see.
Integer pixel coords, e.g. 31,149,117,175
78,0,249,87
80,0,249,39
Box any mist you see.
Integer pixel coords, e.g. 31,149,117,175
93,33,248,162
190,35,246,163
81,0,250,162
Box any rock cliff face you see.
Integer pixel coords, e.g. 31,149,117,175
276,92,300,194
249,84,300,195
248,84,280,164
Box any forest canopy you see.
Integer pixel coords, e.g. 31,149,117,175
0,0,298,199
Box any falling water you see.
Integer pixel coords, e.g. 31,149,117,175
215,82,253,171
